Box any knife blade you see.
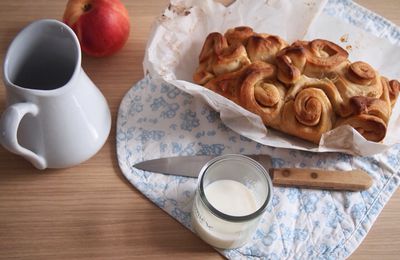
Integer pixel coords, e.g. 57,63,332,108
132,155,373,191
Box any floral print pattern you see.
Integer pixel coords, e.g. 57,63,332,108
117,1,400,259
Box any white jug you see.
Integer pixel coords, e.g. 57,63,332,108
0,19,111,169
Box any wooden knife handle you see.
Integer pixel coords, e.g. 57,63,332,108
270,168,373,191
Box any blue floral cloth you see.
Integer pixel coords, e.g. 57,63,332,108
116,1,400,259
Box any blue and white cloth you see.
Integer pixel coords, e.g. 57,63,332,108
116,1,400,259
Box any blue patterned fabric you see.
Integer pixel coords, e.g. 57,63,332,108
324,0,400,44
117,1,400,259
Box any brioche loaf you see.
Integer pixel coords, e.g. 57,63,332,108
193,26,399,144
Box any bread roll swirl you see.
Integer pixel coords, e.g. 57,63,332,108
347,61,376,85
276,45,307,84
193,27,400,144
246,34,287,64
348,76,391,122
295,90,323,126
301,39,349,78
335,77,391,142
330,62,383,109
198,32,227,62
239,63,285,127
193,33,228,85
204,66,247,104
281,88,334,143
224,26,255,45
388,79,400,107
285,76,346,116
193,32,251,85
335,114,387,142
276,39,348,83
212,44,251,76
349,96,391,124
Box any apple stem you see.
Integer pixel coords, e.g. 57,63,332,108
83,3,92,12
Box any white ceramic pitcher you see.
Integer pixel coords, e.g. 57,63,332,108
0,19,111,169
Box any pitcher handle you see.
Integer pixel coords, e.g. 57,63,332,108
0,103,47,169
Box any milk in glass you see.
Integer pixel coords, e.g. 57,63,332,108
191,154,272,249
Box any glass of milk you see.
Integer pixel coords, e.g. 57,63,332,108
191,154,273,249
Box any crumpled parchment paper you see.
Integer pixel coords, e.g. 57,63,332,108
143,0,400,156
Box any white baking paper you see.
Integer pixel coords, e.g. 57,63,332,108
143,0,400,156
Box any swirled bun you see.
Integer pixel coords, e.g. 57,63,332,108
193,27,399,144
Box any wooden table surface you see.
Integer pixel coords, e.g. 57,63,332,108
0,0,399,259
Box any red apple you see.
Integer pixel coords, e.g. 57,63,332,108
63,0,130,57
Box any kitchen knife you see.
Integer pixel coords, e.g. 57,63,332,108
132,154,373,191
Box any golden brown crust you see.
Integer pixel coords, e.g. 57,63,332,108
301,39,349,78
335,114,387,142
281,88,334,144
285,76,346,116
246,34,288,64
204,66,248,104
193,27,399,144
276,45,307,84
224,26,255,46
388,79,400,107
334,75,392,141
239,63,286,127
193,32,251,85
349,96,390,124
193,32,228,85
330,62,383,106
204,61,272,104
212,44,251,76
198,32,227,62
275,39,349,84
347,61,376,85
